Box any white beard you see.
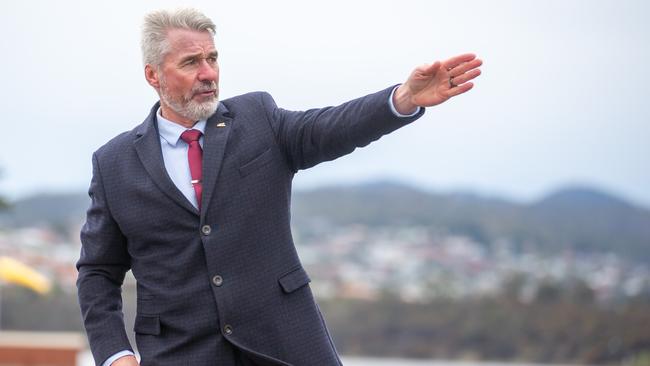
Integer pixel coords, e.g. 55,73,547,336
159,77,219,122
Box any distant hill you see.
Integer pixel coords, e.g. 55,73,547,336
290,182,650,262
1,182,649,262
527,187,650,259
0,192,89,228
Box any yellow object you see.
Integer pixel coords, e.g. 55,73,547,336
0,256,51,294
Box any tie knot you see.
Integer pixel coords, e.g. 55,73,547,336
180,129,202,144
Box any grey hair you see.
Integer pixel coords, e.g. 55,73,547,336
141,8,216,66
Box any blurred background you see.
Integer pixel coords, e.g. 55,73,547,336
0,0,648,365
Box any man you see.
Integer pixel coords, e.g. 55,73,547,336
76,7,481,366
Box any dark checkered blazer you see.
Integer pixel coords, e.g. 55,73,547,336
77,85,424,366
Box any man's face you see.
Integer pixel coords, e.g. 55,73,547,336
153,28,220,125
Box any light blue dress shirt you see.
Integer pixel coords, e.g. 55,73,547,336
101,88,418,366
156,109,208,209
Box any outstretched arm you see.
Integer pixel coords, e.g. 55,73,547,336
393,53,482,114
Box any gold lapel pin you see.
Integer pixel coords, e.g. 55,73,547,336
217,122,227,128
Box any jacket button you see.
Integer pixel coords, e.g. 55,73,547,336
201,225,212,235
223,325,233,335
212,275,223,287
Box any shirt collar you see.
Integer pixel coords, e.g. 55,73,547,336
156,107,208,147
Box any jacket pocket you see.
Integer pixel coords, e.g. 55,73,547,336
134,314,161,335
239,147,272,177
278,266,311,293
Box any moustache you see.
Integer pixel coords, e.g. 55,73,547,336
192,82,218,94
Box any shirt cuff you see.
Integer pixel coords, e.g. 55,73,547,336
103,350,135,366
388,85,421,117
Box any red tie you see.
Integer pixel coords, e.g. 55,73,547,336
180,129,203,209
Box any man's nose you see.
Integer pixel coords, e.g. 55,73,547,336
197,61,218,82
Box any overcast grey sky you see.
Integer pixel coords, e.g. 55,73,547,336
1,0,648,207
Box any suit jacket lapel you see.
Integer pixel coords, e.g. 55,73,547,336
133,102,199,216
200,103,233,218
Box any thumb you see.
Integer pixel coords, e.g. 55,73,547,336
424,61,441,75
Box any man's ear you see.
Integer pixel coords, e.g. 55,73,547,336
145,64,161,89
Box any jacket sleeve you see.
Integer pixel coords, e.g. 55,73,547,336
261,85,425,172
76,152,134,366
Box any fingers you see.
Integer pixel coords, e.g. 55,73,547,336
450,68,481,86
442,53,476,70
446,54,481,99
447,82,474,97
449,58,482,77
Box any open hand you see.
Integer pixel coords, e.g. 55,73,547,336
393,53,482,114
